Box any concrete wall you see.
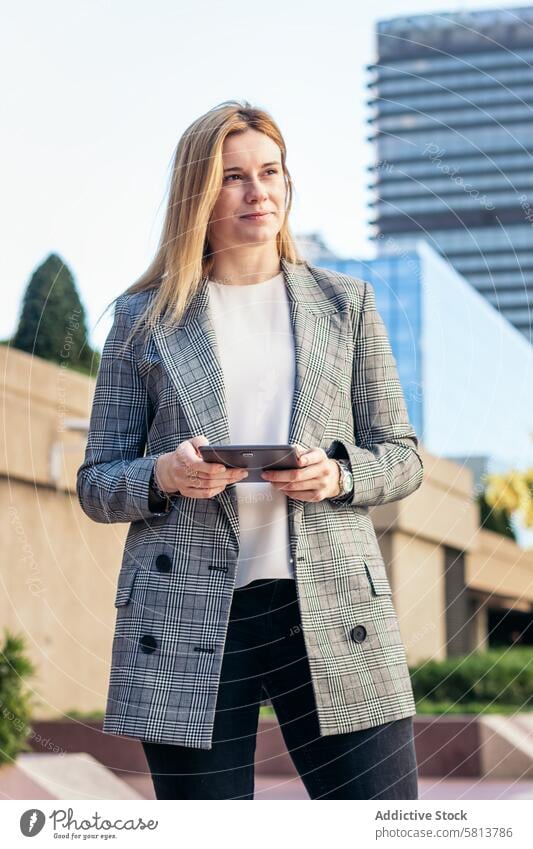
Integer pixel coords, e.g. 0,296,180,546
371,448,533,664
1,345,126,718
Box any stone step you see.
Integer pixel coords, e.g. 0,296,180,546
16,753,143,800
479,716,533,779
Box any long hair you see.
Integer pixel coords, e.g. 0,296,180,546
120,99,304,341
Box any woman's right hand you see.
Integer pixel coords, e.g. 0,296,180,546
154,435,248,498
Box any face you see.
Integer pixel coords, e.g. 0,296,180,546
208,128,287,252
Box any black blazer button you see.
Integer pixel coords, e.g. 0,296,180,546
350,625,367,643
140,635,158,654
155,554,171,573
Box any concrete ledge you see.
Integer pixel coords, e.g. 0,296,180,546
413,715,482,777
16,753,143,800
0,762,55,800
30,715,490,779
479,715,533,779
29,715,533,781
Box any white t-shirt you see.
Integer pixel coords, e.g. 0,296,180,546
207,271,296,588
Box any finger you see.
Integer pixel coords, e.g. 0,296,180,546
181,436,227,474
178,444,226,475
261,467,315,482
290,490,321,501
186,480,237,498
191,464,228,477
273,480,319,492
176,440,207,467
203,466,248,480
183,479,223,494
261,470,290,481
187,466,247,483
196,449,239,476
190,434,210,448
297,449,319,466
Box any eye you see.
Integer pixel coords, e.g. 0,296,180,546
223,169,279,183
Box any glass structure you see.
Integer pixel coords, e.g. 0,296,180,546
367,6,533,343
315,242,533,475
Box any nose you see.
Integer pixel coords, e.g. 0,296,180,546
244,174,268,204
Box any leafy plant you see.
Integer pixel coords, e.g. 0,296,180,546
477,490,516,540
410,647,533,713
63,709,105,722
0,631,36,766
415,700,530,715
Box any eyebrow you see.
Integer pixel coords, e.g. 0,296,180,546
223,161,281,173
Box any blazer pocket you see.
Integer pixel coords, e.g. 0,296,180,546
114,564,141,607
363,557,393,596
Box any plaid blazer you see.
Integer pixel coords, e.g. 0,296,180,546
77,256,424,750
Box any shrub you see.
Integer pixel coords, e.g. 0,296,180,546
410,647,533,712
415,700,526,715
64,709,105,722
0,631,36,766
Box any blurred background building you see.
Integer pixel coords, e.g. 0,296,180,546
296,233,533,548
366,6,533,343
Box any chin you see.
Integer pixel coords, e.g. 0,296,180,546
236,230,277,246
243,222,280,237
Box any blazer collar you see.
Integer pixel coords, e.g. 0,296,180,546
177,256,340,322
152,257,349,547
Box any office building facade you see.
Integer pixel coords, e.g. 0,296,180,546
367,7,533,342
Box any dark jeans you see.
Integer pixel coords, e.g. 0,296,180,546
141,577,419,800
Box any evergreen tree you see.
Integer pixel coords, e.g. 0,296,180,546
11,253,100,375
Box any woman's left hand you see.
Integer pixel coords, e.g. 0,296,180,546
260,446,342,502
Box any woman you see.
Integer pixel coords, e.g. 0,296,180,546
77,100,424,800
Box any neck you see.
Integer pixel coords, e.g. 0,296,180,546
209,244,282,286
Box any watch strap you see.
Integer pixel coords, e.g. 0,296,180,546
331,458,353,502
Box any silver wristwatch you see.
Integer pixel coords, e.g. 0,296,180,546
331,458,354,501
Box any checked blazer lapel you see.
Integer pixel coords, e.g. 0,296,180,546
151,256,350,549
282,259,350,537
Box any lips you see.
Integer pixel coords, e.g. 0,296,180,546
240,212,270,219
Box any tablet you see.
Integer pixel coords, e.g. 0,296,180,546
198,444,301,483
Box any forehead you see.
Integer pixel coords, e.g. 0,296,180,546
221,129,281,163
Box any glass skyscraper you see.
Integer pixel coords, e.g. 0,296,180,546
367,6,533,342
314,242,533,476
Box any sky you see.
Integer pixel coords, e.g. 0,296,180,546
3,0,533,348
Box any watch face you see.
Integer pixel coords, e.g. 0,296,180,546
344,470,354,493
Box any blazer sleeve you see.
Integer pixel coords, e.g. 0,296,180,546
328,279,424,507
76,295,177,523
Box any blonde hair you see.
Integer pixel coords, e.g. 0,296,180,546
120,99,304,341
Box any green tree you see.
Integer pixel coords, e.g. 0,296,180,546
11,253,100,376
477,490,516,541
